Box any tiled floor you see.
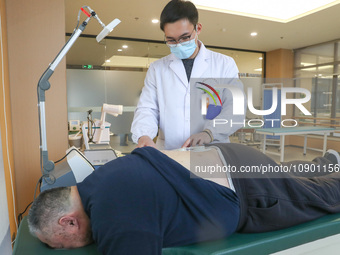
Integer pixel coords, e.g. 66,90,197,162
109,133,325,163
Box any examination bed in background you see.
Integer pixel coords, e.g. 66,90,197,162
13,214,340,255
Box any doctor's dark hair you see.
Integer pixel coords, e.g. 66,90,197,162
160,0,198,31
27,187,72,236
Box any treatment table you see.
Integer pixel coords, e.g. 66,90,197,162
13,214,340,254
255,126,335,162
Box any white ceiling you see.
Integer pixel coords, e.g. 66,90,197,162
65,0,340,52
191,0,340,22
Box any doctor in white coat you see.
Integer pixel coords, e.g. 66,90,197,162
131,0,245,150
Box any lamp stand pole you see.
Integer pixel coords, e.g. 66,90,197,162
37,16,90,178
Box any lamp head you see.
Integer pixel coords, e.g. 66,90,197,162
102,103,123,117
96,19,121,42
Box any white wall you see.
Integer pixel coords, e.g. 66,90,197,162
0,130,12,254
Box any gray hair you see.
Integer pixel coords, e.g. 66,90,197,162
28,187,72,236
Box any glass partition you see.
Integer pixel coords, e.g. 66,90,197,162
295,40,340,138
295,43,334,68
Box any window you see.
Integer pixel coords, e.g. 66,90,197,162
294,40,340,134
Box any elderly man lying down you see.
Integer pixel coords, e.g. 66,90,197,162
28,143,340,255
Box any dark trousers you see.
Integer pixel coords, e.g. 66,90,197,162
212,143,340,233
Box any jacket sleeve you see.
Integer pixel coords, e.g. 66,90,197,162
131,63,160,143
204,57,246,142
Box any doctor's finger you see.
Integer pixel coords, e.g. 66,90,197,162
197,138,205,146
181,138,191,148
191,135,203,147
190,136,201,147
138,140,153,148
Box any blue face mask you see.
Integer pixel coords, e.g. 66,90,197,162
170,38,197,59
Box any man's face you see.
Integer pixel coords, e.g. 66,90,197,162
36,222,93,249
163,18,202,58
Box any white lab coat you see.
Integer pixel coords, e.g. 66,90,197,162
131,41,245,150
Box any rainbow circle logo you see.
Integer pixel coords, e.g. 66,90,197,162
195,82,222,120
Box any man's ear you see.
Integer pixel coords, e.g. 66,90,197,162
196,23,202,35
59,215,80,229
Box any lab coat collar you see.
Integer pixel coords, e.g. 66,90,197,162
168,41,210,88
169,54,188,87
191,41,209,79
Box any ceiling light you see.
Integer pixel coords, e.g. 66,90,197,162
105,60,111,63
117,49,123,52
122,45,128,49
191,0,339,23
259,57,263,60
152,19,159,23
250,32,257,37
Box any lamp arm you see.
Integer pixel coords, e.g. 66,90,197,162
38,17,90,174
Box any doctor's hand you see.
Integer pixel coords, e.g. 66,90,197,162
182,130,213,148
137,136,157,148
